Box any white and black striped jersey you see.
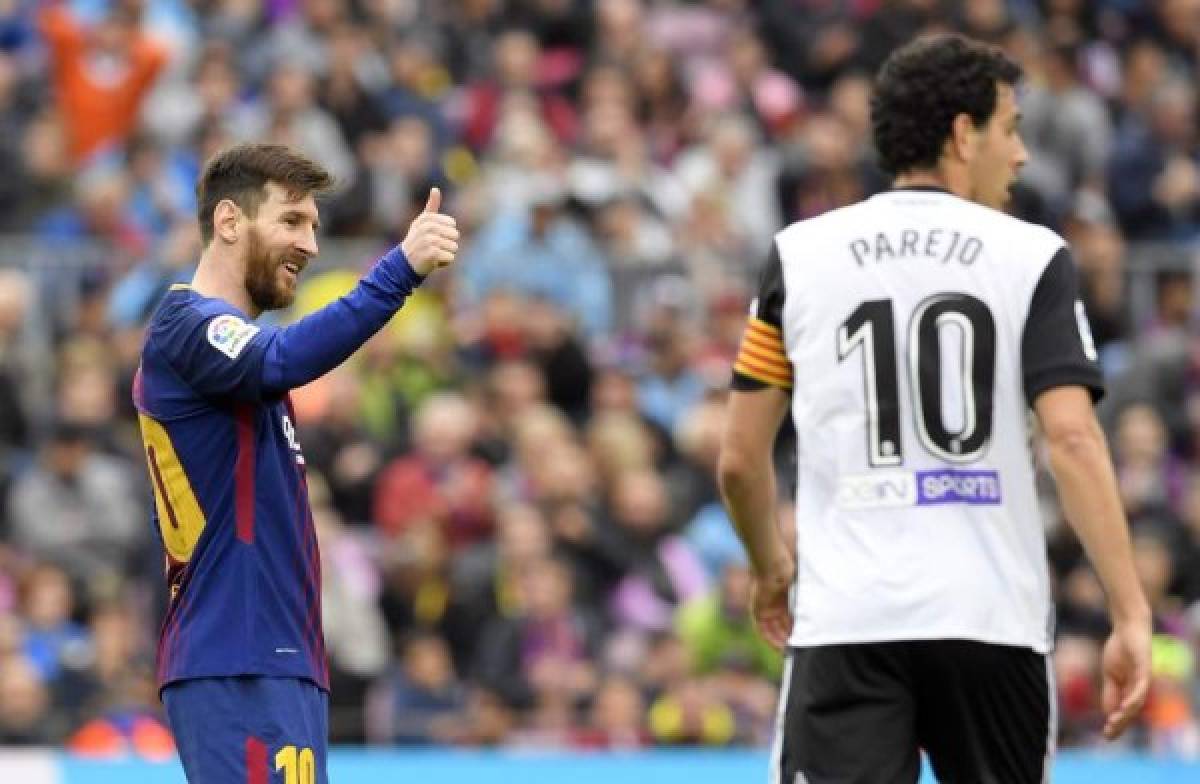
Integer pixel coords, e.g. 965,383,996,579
732,187,1103,653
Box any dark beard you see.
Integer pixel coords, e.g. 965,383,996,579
244,227,293,312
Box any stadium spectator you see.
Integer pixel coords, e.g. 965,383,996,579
460,28,576,152
1172,472,1200,603
604,468,707,634
61,603,173,761
646,677,736,746
6,423,142,586
472,556,602,711
452,502,554,635
291,366,386,525
1019,31,1113,210
459,179,614,338
231,56,356,186
675,560,781,681
372,392,495,550
315,473,391,742
377,522,478,676
366,632,467,746
1109,78,1200,240
39,2,167,163
0,268,32,460
573,674,650,749
15,564,88,684
144,41,243,149
1113,402,1184,517
0,652,54,744
1067,201,1130,358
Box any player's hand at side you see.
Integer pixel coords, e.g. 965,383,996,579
401,187,459,276
752,552,795,650
1100,616,1152,740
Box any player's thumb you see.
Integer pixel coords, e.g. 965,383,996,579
422,187,442,215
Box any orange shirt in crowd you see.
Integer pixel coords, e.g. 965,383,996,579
39,7,167,162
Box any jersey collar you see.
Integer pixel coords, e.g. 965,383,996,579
889,185,952,195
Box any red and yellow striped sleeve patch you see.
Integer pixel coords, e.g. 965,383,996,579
733,317,792,389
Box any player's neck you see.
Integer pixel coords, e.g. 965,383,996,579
892,167,969,200
192,249,262,319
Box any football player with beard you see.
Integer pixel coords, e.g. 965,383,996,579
133,143,457,783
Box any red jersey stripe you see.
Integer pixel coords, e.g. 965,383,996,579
146,446,181,531
245,737,268,784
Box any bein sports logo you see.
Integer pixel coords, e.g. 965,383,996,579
836,470,1002,509
835,472,917,509
916,469,1002,505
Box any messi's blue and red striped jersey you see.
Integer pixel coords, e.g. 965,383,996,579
134,248,423,691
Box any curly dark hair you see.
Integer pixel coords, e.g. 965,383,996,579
870,33,1022,177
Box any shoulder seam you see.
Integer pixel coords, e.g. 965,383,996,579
152,299,225,401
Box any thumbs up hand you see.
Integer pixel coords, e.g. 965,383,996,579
401,187,459,276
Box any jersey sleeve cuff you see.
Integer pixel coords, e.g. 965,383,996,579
380,247,426,291
731,370,791,392
1024,368,1105,406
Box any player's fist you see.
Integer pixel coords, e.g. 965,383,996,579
401,187,459,276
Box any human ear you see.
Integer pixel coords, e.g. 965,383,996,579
214,199,241,244
949,113,978,163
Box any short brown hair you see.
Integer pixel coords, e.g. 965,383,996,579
195,144,334,245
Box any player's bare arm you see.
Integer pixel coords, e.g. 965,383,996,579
1035,385,1152,741
718,385,795,649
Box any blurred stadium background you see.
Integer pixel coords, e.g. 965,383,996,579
1,0,1200,780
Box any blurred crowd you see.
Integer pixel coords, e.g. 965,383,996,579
0,0,1199,760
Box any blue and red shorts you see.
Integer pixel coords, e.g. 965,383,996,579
162,676,328,783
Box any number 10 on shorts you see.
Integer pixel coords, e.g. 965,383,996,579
275,745,315,784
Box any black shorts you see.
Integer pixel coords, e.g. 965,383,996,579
771,640,1054,784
